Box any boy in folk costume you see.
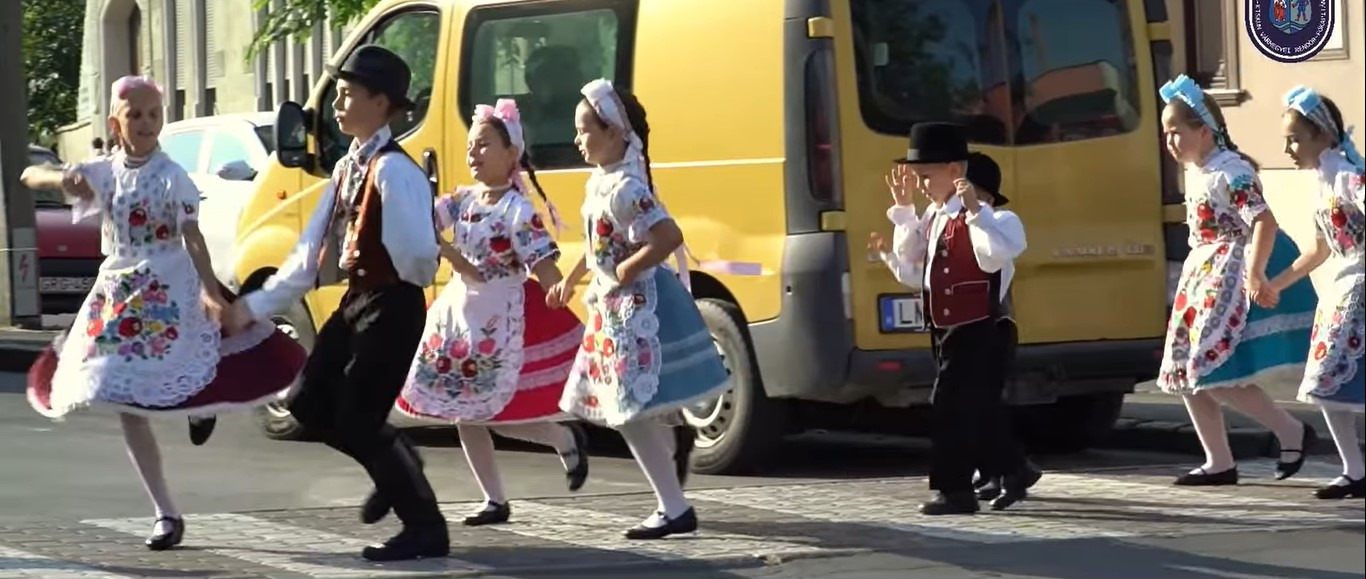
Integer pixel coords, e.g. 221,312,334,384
869,124,1037,515
223,45,448,561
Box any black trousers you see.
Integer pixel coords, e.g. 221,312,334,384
929,318,1026,493
290,282,444,527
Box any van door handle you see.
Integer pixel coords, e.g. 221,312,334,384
422,148,439,200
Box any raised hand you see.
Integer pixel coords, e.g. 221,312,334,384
886,165,914,207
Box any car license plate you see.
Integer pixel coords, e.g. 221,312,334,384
40,276,96,294
879,294,926,333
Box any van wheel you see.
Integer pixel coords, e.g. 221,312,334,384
255,301,316,441
684,299,788,476
1015,392,1126,454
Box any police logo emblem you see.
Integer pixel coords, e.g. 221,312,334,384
1245,0,1336,62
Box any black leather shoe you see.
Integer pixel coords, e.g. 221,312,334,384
462,502,510,527
360,526,450,562
919,491,979,515
1276,422,1317,480
188,416,216,446
145,516,184,551
1174,467,1239,486
624,508,698,540
673,425,696,488
991,464,1044,511
1314,476,1366,499
564,423,590,492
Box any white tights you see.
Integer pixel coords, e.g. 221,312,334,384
457,423,577,505
1322,408,1365,482
120,414,179,534
618,419,689,526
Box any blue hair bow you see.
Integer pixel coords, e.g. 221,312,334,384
1284,85,1365,172
1159,74,1226,148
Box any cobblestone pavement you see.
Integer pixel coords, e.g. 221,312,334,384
0,459,1360,578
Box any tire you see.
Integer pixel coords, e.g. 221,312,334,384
1014,392,1126,454
253,300,316,441
684,298,788,476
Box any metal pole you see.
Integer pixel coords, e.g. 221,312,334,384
0,0,41,329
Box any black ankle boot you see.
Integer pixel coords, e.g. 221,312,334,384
564,423,590,492
360,525,449,562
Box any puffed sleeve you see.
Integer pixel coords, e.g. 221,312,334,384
610,175,671,243
509,195,560,270
434,189,467,234
880,205,929,291
1224,170,1271,228
1339,168,1365,213
63,158,116,223
168,166,202,225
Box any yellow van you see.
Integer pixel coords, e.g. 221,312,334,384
236,0,1179,475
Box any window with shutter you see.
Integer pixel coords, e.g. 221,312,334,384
206,0,221,86
175,0,190,90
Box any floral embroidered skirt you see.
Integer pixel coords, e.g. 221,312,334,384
560,267,731,427
1158,232,1317,393
397,279,583,425
1298,264,1364,412
28,262,306,418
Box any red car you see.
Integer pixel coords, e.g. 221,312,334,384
29,145,102,314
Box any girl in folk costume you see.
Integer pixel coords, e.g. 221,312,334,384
19,76,306,550
1267,86,1365,499
396,99,590,526
547,79,731,539
1157,75,1318,486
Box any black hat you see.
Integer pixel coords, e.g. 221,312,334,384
894,122,970,164
326,45,415,111
965,152,1009,207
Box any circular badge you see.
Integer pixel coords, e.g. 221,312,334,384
1244,0,1336,63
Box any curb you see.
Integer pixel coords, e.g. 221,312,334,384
1103,417,1356,458
0,329,51,373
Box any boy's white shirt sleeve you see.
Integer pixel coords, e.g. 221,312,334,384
964,203,1026,274
880,204,930,291
241,183,337,321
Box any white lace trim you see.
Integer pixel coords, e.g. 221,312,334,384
1301,272,1365,401
524,328,583,363
560,272,663,427
218,321,276,356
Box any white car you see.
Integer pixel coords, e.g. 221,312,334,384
161,113,276,288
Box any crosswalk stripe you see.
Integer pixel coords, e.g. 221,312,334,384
443,501,837,562
0,545,134,579
80,513,488,578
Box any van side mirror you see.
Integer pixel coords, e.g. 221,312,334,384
275,101,310,169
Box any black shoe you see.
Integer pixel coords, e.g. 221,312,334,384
360,526,450,562
673,425,696,488
564,423,590,492
1174,467,1239,486
919,491,979,516
975,477,1003,501
991,464,1044,511
624,508,698,540
1314,476,1366,499
360,488,389,525
145,516,184,551
462,501,510,527
1276,422,1317,480
188,416,217,446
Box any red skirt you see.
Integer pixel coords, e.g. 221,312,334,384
398,280,584,424
28,287,307,417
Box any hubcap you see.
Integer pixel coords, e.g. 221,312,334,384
682,336,735,449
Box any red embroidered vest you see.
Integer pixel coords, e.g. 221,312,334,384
924,212,1002,328
318,140,405,290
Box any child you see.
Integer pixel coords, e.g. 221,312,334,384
868,125,1031,515
1266,85,1364,499
1156,74,1317,486
225,45,449,561
395,99,590,526
20,75,305,550
546,79,730,539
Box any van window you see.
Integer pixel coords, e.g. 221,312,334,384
461,0,637,169
850,0,1012,145
318,9,442,171
1011,0,1141,144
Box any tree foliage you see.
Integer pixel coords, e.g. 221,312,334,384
247,0,380,60
23,0,86,144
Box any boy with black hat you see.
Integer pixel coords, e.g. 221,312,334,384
225,44,448,560
869,124,1037,515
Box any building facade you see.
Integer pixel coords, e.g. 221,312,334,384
56,0,349,161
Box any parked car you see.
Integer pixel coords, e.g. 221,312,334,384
161,113,276,287
29,145,103,314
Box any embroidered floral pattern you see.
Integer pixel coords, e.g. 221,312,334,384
1301,157,1365,403
412,316,507,399
83,271,182,363
445,191,559,281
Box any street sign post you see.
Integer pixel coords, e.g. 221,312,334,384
0,0,41,329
